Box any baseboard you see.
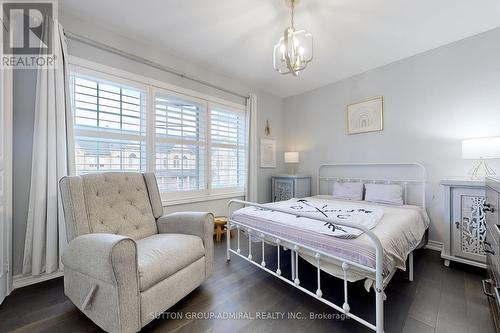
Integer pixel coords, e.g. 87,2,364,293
441,253,486,269
425,240,443,252
13,270,64,289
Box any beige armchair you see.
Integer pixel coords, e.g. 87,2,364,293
59,172,214,333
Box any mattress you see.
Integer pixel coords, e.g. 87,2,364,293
231,195,430,290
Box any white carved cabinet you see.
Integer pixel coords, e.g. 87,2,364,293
271,175,311,202
441,179,486,268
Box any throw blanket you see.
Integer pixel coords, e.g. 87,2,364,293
234,198,384,239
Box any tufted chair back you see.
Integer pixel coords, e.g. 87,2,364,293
60,172,164,241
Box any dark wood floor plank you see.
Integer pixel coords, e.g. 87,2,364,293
402,317,435,333
464,271,495,333
0,242,494,333
435,291,468,333
407,277,442,328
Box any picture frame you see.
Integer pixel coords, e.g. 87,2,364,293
347,96,384,135
260,138,276,168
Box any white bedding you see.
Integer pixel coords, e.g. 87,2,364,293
312,196,429,289
231,195,430,291
236,198,384,238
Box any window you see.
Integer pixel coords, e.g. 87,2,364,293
210,106,246,190
70,64,247,204
154,93,206,194
70,73,147,174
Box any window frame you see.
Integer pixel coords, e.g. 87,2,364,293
69,57,247,206
69,68,149,175
208,102,247,195
152,86,209,202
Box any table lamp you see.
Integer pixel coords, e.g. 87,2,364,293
462,137,500,179
284,151,299,174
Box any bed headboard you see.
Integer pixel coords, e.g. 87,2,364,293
317,162,427,208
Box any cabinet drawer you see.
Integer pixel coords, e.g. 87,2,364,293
487,219,500,249
486,226,500,285
486,186,499,229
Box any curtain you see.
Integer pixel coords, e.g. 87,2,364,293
22,22,73,276
245,94,258,202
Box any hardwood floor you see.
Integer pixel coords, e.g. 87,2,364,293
0,241,495,333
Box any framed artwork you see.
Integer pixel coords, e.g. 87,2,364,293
347,96,384,135
260,138,276,168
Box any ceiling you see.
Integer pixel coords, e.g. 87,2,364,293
60,0,500,97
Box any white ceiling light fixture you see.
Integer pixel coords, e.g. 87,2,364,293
273,0,313,76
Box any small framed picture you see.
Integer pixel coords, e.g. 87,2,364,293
347,96,383,135
260,138,276,168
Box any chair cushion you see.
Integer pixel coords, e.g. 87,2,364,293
136,234,205,291
82,173,158,240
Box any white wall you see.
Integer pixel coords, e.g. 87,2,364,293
11,12,285,275
14,10,497,275
283,27,500,243
59,12,286,208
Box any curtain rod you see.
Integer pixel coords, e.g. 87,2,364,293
65,31,250,100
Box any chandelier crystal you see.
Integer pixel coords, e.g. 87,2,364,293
273,0,313,76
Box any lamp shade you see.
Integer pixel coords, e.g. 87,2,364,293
462,137,500,159
284,151,299,163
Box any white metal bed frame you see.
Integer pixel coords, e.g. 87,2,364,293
226,163,427,333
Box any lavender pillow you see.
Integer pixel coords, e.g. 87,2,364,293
332,182,364,201
364,183,404,205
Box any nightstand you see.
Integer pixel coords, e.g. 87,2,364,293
441,179,486,268
271,174,311,202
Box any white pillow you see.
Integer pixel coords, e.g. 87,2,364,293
332,182,364,201
364,183,404,205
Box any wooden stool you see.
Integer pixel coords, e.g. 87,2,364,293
214,216,233,243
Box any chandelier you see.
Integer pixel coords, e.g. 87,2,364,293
273,0,313,76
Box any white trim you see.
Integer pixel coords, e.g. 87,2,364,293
153,84,209,108
69,57,249,205
68,56,246,110
440,252,486,269
207,103,213,195
440,178,485,187
146,84,155,172
162,192,244,207
1,67,13,300
161,189,210,202
13,271,64,289
69,65,148,92
425,240,443,252
210,101,247,115
74,128,145,143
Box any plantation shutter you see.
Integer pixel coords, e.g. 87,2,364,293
210,105,247,190
70,74,147,174
154,93,206,193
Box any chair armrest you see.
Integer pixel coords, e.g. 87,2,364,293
157,212,214,244
62,233,141,332
157,212,214,278
62,233,138,285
